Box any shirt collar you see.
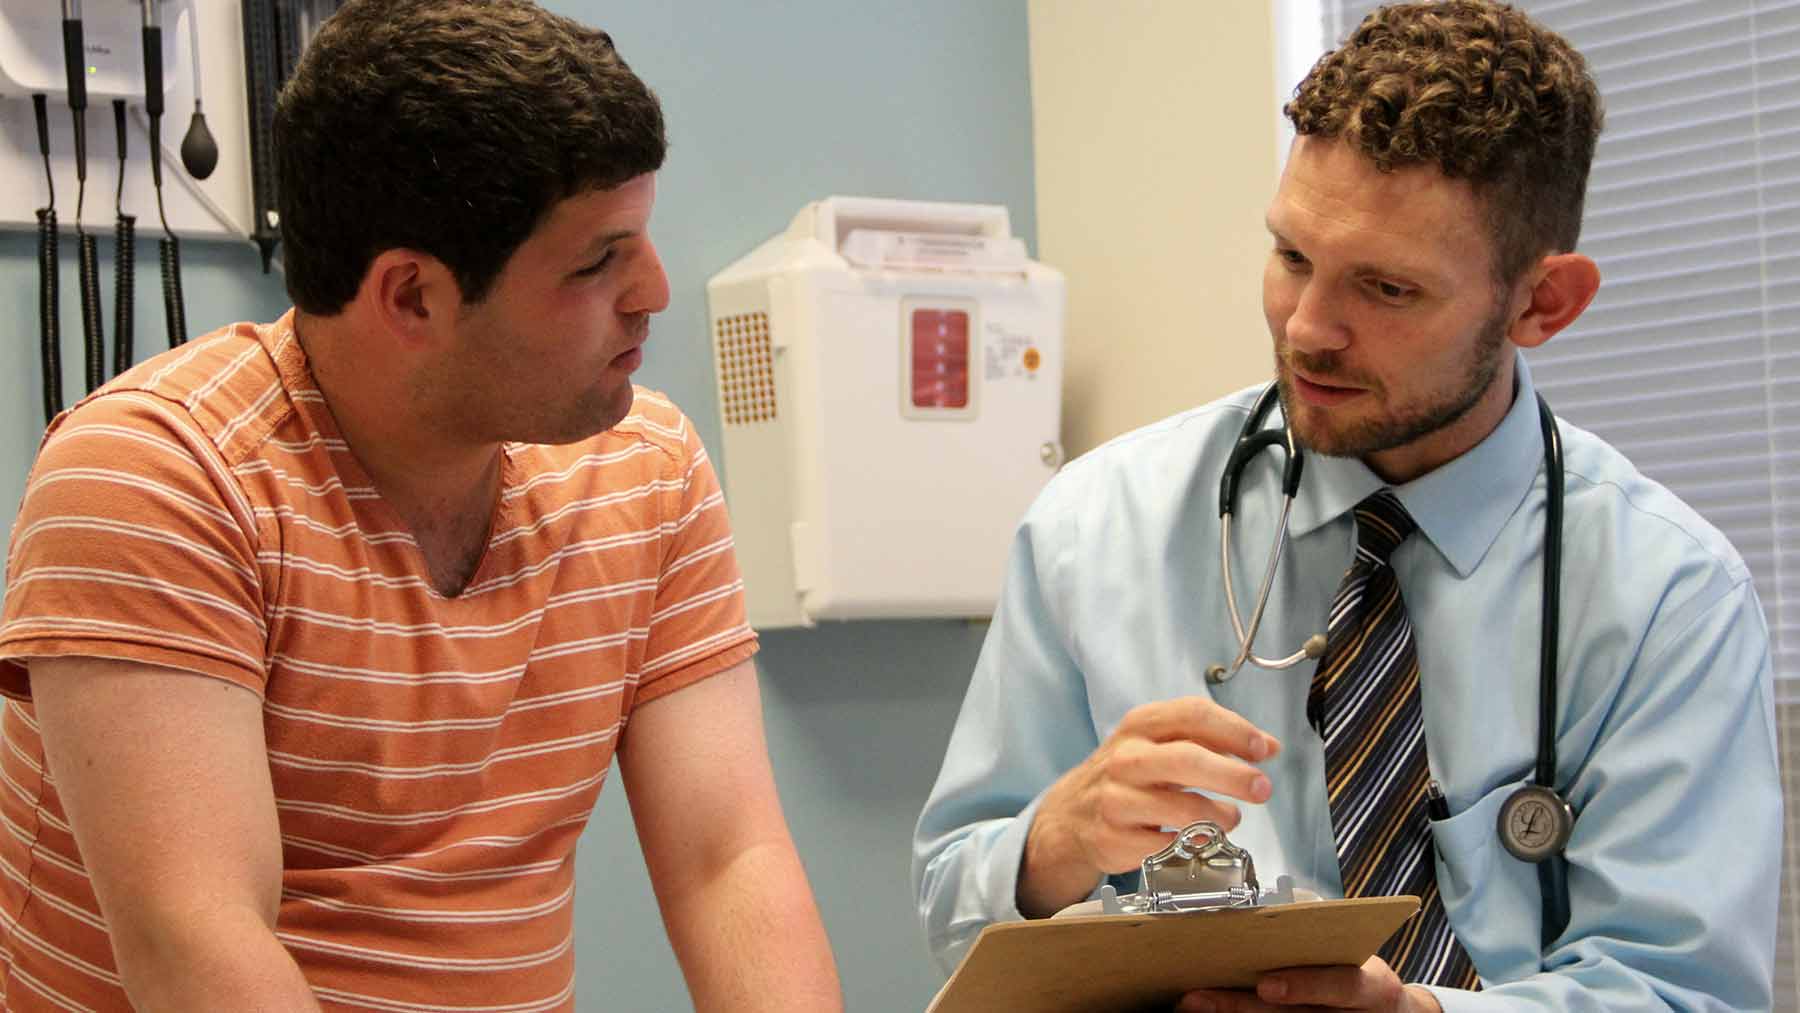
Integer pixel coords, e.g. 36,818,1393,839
1285,352,1545,577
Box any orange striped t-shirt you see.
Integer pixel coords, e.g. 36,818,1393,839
0,311,757,1011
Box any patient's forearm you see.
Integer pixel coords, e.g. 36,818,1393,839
659,837,842,1012
109,902,321,1013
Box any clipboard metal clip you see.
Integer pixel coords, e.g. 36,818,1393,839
1098,820,1303,916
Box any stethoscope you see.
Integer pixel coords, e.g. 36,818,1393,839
1205,381,1574,949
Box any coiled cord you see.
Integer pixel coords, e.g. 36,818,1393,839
78,232,104,393
34,94,62,426
160,235,187,348
151,102,188,349
113,99,135,377
73,110,105,397
38,208,64,426
114,213,136,376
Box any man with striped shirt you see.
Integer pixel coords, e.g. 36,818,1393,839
0,1,840,1010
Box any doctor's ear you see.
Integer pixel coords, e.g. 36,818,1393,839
1507,252,1601,350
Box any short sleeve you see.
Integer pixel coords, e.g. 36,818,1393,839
633,415,757,706
0,392,268,699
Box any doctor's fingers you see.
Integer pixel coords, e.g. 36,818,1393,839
1115,697,1281,762
1094,782,1245,846
1101,738,1273,805
1083,819,1208,876
1251,958,1407,1009
1176,991,1344,1013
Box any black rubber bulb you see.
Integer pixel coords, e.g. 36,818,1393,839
180,106,217,179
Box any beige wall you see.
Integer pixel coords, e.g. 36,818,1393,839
1029,0,1282,457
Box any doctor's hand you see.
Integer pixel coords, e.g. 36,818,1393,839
1015,696,1280,918
1175,958,1444,1013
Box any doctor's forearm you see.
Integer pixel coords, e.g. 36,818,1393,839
1016,796,1101,918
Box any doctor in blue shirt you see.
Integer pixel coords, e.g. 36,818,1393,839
912,3,1780,1010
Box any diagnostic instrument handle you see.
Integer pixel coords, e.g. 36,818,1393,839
143,26,165,118
33,94,51,156
62,19,87,111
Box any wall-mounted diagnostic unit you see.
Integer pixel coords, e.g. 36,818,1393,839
0,0,246,241
1,0,338,253
5,0,214,424
708,196,1066,629
3,1,337,426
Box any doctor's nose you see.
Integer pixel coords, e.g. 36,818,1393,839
1281,280,1349,355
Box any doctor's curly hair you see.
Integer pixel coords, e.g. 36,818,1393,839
1286,1,1603,286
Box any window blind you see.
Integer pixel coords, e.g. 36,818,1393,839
1308,0,1796,1004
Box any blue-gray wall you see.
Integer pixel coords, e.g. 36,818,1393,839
566,5,1034,1008
0,3,1035,1010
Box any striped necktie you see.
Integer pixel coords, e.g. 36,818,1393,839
1307,491,1480,989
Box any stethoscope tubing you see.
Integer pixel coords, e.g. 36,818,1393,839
1534,397,1563,789
1219,503,1313,675
1208,382,1317,684
1212,380,1573,943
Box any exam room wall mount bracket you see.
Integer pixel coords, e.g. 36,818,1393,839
240,0,338,271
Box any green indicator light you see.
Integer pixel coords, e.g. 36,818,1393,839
88,66,98,75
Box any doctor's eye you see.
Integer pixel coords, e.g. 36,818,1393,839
1275,248,1309,269
1369,278,1415,301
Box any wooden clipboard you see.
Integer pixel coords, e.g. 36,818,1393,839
928,896,1420,1013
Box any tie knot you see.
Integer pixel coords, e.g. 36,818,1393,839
1353,491,1416,565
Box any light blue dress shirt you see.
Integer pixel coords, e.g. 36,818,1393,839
913,357,1779,1011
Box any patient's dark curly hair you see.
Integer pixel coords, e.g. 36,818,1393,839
1285,1,1603,285
276,0,666,314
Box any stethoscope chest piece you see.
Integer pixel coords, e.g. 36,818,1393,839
1497,783,1574,863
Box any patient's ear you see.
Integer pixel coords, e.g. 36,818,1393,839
358,249,463,352
1507,253,1601,350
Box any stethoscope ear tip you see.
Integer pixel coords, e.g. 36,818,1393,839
1302,634,1328,659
